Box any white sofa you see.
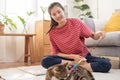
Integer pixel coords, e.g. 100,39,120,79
84,18,120,69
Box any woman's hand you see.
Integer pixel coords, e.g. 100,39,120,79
70,54,86,64
57,53,86,65
91,31,106,40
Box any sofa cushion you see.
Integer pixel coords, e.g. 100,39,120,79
103,12,120,32
85,31,120,47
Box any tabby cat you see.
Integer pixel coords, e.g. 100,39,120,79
46,63,68,80
45,63,95,80
66,66,95,80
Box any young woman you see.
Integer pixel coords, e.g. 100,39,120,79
41,2,111,72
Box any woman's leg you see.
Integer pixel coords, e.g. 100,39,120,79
85,53,111,72
41,55,74,69
41,56,61,68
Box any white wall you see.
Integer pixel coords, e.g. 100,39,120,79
86,0,116,19
97,0,120,19
67,0,120,20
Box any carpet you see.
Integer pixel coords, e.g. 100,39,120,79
17,65,47,76
0,65,120,80
0,68,35,80
93,69,120,80
0,65,46,80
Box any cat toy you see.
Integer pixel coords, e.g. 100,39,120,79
68,58,84,73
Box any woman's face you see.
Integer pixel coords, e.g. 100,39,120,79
50,6,66,24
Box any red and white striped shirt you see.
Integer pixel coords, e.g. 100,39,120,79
49,18,93,57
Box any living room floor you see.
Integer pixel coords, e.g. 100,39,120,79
0,58,120,80
0,62,46,80
0,62,40,69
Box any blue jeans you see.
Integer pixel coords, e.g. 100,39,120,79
41,53,111,72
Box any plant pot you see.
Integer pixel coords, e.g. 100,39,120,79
0,24,4,34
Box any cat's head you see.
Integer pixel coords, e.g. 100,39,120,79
52,62,68,79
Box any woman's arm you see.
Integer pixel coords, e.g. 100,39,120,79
56,53,77,59
55,53,85,62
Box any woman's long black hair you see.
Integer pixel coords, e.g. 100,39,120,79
47,2,64,33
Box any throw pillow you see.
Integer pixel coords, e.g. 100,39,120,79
103,12,120,32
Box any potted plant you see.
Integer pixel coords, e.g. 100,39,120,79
73,0,93,20
0,14,17,34
0,21,4,34
17,11,34,33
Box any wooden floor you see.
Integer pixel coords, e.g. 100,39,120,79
0,61,40,69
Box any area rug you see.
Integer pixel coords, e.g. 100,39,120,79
93,69,120,80
0,68,35,80
17,65,47,76
0,65,120,80
0,65,46,80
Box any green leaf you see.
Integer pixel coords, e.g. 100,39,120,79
0,14,17,31
89,16,93,18
80,4,90,11
85,12,93,18
73,6,81,10
10,23,17,29
8,26,12,31
17,16,26,27
73,0,94,19
74,4,90,11
27,11,34,16
40,6,46,14
85,12,91,15
74,0,83,2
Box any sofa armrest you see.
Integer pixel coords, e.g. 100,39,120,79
85,31,120,47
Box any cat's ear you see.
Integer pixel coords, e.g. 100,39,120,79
63,62,68,67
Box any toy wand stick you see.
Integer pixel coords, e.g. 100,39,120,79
68,59,83,73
